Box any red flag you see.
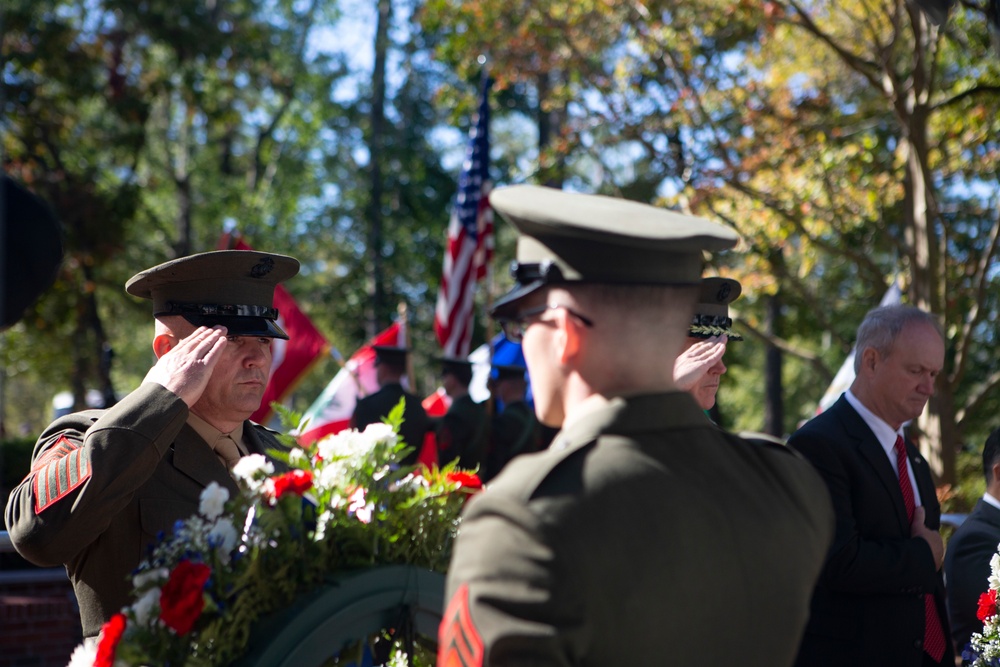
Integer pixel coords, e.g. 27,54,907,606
218,233,330,424
434,80,493,358
296,322,405,445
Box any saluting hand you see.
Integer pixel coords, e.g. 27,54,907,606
143,326,228,408
673,335,727,391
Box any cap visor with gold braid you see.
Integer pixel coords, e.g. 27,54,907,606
689,277,743,341
125,250,300,339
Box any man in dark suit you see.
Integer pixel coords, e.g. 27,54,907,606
945,428,1000,654
5,250,298,639
351,346,429,465
789,304,952,667
438,185,834,666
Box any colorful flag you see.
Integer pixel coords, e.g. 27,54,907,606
296,322,405,445
815,279,904,414
217,233,330,425
434,79,494,358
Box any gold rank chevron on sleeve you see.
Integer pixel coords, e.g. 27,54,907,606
30,435,91,514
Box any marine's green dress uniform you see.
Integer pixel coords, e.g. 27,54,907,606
4,384,286,638
437,394,489,470
352,382,429,465
440,392,834,666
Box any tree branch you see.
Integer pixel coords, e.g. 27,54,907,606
737,317,836,385
932,85,1000,111
957,368,1000,426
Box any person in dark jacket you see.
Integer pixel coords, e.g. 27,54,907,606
789,304,953,667
945,427,1000,655
435,357,489,470
481,364,539,483
351,345,429,464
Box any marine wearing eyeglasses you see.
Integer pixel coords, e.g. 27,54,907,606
438,185,835,667
5,250,297,640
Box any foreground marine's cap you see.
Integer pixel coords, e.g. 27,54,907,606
689,277,743,341
487,185,740,318
125,250,299,339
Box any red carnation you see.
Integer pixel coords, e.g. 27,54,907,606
269,469,314,500
95,612,127,667
446,471,483,491
978,589,998,622
159,560,212,635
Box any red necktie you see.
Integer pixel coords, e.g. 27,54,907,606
894,435,946,663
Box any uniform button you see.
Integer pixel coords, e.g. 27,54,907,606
914,639,923,650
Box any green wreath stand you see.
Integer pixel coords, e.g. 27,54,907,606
233,565,445,667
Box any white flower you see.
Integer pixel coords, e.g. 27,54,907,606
132,588,161,627
316,461,350,491
317,428,379,464
133,567,168,590
990,552,1000,590
288,447,307,466
208,518,239,558
232,454,274,491
362,422,397,446
66,642,97,667
199,482,230,520
389,473,428,492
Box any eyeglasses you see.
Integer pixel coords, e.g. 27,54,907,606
497,304,594,343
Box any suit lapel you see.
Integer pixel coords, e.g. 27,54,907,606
172,423,240,496
907,441,940,527
834,397,911,532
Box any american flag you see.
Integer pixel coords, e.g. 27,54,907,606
434,80,493,358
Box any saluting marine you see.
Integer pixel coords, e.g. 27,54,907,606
5,250,297,638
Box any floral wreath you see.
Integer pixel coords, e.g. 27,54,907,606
962,547,1000,665
68,401,481,667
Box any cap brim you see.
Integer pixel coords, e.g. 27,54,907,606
490,279,547,319
182,314,289,340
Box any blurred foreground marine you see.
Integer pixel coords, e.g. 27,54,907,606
437,185,834,666
5,250,297,638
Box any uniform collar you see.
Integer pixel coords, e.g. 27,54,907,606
186,411,245,450
550,392,711,453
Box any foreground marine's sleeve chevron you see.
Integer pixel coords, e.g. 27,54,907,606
31,435,91,514
438,583,484,667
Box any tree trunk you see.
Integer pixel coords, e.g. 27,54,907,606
764,293,784,437
366,0,391,338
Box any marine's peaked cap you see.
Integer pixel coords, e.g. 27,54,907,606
489,185,739,317
125,250,299,339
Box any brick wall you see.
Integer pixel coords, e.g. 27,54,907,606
0,573,81,667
